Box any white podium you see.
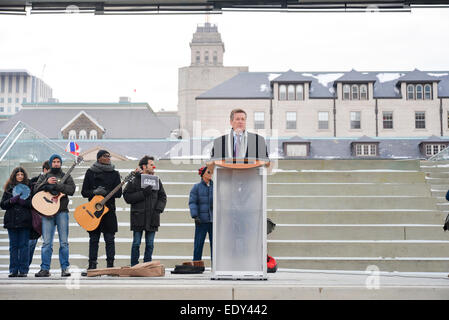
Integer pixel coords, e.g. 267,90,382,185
211,160,268,280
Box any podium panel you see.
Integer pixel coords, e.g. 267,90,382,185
212,166,267,280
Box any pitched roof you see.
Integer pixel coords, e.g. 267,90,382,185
0,106,177,139
197,69,449,100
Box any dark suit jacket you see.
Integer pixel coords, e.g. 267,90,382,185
210,131,269,161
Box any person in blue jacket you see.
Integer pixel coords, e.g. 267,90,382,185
189,166,213,262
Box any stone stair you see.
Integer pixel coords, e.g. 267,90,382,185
1,159,448,273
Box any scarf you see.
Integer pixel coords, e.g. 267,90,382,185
90,161,115,173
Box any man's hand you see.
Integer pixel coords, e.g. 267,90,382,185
47,177,57,184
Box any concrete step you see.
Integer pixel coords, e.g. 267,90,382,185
65,195,438,211
13,223,448,241
268,240,449,258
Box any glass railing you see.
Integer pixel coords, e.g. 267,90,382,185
428,146,449,161
0,121,75,187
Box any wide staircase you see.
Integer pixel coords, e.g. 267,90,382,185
1,159,449,273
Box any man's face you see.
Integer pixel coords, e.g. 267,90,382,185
98,153,111,165
230,112,246,133
52,158,61,169
143,160,155,174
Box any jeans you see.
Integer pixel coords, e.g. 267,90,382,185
88,230,115,264
193,222,212,261
28,238,38,267
41,211,70,271
8,228,30,274
131,230,155,266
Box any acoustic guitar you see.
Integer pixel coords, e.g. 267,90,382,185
74,170,136,231
32,156,83,217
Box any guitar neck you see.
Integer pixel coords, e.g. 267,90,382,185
60,161,78,184
100,173,134,205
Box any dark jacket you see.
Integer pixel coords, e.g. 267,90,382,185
1,184,32,230
210,131,269,160
34,170,76,213
81,167,122,233
123,173,167,232
189,180,213,223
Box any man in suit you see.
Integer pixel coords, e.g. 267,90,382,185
208,108,270,169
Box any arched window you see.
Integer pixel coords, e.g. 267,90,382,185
416,84,423,100
287,84,295,100
68,130,76,140
407,84,415,100
279,85,287,100
360,84,368,100
79,130,87,140
424,84,432,100
343,84,350,100
351,84,359,100
296,84,304,100
195,51,200,64
89,130,97,140
204,51,209,64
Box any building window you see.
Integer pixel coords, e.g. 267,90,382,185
425,144,447,156
407,83,432,100
416,84,423,100
296,84,304,100
415,112,426,129
286,112,297,130
360,84,368,100
285,143,309,157
68,130,76,140
1,75,4,93
204,51,209,64
195,51,200,64
318,112,329,130
279,85,287,100
79,130,87,140
7,98,11,103
343,84,350,100
213,51,217,65
424,84,432,100
355,143,377,157
8,76,12,93
407,84,415,100
254,112,265,129
89,130,97,140
350,111,361,129
23,76,27,93
22,98,26,104
0,107,3,112
16,76,20,93
287,84,295,100
351,85,359,100
382,111,393,129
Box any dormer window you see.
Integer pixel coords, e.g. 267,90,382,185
278,84,304,101
342,83,368,100
406,83,433,100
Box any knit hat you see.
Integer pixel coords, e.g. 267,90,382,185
198,166,208,177
96,149,110,160
49,154,62,167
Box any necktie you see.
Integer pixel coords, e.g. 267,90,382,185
234,134,240,158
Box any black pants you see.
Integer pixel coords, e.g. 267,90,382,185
88,229,115,265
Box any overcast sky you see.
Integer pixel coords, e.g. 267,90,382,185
1,8,449,111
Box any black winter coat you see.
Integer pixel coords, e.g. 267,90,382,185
34,170,76,213
81,168,122,233
123,173,167,232
1,184,32,230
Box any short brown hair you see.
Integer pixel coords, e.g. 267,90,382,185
230,108,247,121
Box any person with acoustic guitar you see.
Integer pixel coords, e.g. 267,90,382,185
81,150,122,272
34,154,76,277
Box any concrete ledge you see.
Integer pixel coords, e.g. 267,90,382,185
1,269,449,300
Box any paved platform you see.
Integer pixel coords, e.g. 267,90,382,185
1,268,449,300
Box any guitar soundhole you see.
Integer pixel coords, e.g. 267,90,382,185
95,203,103,211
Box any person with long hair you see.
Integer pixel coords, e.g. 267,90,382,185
0,167,32,277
